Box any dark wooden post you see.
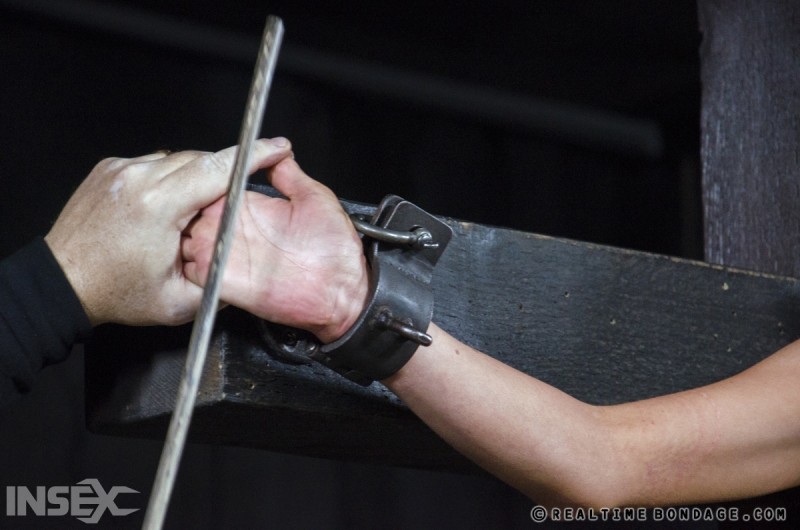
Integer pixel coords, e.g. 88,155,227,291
699,0,800,518
700,0,800,276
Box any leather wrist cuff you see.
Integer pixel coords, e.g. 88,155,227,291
309,195,452,385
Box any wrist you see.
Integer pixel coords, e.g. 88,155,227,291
313,262,369,344
44,234,104,326
380,322,441,386
307,196,453,385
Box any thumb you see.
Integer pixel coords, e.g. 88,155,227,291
268,157,334,201
167,137,293,216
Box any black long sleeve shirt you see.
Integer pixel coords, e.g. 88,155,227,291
0,238,92,406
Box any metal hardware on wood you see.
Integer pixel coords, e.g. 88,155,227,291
350,214,439,249
257,319,317,365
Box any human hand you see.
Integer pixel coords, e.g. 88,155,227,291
181,157,369,343
45,138,293,326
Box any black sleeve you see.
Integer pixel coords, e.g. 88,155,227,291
0,238,92,406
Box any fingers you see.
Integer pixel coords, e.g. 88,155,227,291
180,216,215,281
163,137,293,216
115,150,209,180
182,261,204,289
180,233,197,263
181,232,214,292
129,150,175,163
180,195,225,287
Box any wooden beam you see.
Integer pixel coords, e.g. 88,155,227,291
85,190,800,472
698,0,800,513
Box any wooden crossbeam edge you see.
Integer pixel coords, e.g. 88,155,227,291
85,188,800,472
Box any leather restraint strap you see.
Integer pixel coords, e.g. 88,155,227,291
310,195,453,385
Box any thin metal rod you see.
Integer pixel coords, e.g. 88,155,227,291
141,16,283,530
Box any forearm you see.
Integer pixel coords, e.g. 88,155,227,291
0,239,92,404
384,324,800,508
603,340,800,506
383,323,625,506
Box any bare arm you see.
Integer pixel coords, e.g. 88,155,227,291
182,156,800,507
385,324,800,507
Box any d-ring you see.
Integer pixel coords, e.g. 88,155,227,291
350,214,439,249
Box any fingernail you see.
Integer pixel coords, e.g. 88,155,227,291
271,137,289,147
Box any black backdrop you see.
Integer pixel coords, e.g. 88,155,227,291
0,1,700,528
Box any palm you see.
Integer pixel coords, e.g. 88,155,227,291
183,159,368,342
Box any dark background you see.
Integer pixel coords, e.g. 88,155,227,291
0,1,702,528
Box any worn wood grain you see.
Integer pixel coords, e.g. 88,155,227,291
700,0,800,276
86,193,800,471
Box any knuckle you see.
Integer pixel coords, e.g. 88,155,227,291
115,177,161,218
114,162,154,188
201,151,232,177
166,150,206,167
93,157,126,176
115,163,141,181
137,186,163,214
